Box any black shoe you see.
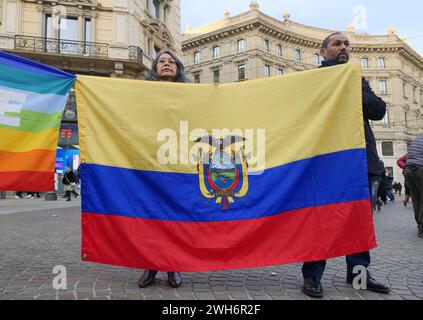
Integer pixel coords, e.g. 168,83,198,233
302,277,323,298
66,199,71,202
167,272,182,288
347,272,390,294
138,270,158,288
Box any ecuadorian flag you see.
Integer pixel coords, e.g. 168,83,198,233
0,50,75,191
76,63,377,272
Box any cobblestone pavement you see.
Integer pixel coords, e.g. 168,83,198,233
0,195,422,300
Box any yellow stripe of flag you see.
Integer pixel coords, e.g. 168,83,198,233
0,127,59,153
76,63,364,173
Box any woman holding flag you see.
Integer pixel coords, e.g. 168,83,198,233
138,50,191,289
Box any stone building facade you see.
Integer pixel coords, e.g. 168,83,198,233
0,0,181,148
0,0,181,77
182,2,423,185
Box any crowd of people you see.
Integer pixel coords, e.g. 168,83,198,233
373,161,407,212
14,191,41,199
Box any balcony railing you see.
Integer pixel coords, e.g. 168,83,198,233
14,35,109,58
353,35,391,42
129,46,143,65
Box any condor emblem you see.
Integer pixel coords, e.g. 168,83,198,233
195,135,249,210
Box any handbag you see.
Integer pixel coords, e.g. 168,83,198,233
65,174,75,186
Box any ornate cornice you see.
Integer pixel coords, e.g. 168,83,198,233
141,17,175,47
398,48,423,73
30,0,107,15
395,71,423,88
182,9,423,72
351,46,400,53
28,0,102,8
182,18,322,50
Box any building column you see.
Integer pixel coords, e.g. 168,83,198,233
91,15,96,42
51,8,59,39
78,15,84,42
36,4,44,37
160,3,165,22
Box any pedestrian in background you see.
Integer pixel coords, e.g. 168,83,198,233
397,182,403,196
377,160,388,211
62,166,79,201
403,135,423,239
397,154,411,207
15,191,23,199
386,170,395,202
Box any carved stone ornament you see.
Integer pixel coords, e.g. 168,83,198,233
142,17,175,46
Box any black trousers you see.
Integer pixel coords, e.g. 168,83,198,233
65,189,79,200
302,252,371,281
404,165,423,227
302,174,376,280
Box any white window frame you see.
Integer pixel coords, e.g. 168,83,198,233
378,57,386,69
194,51,200,64
238,64,246,80
237,39,245,52
264,65,270,77
277,45,282,57
212,46,220,58
379,80,387,95
295,50,301,62
314,53,320,65
361,58,369,69
264,39,270,52
153,0,160,19
382,109,389,125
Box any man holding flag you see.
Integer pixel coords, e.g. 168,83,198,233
301,33,390,298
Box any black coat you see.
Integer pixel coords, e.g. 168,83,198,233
320,62,386,176
362,78,386,176
62,171,77,185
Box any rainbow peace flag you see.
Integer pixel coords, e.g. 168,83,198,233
0,50,75,191
76,63,377,271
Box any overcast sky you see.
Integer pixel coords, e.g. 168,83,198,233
181,0,423,55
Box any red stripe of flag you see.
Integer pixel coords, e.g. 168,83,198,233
0,171,54,192
81,200,377,272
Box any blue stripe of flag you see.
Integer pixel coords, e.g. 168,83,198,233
81,149,370,222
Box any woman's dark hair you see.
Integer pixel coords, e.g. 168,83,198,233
146,50,191,83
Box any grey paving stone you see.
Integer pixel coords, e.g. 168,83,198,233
0,198,422,300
